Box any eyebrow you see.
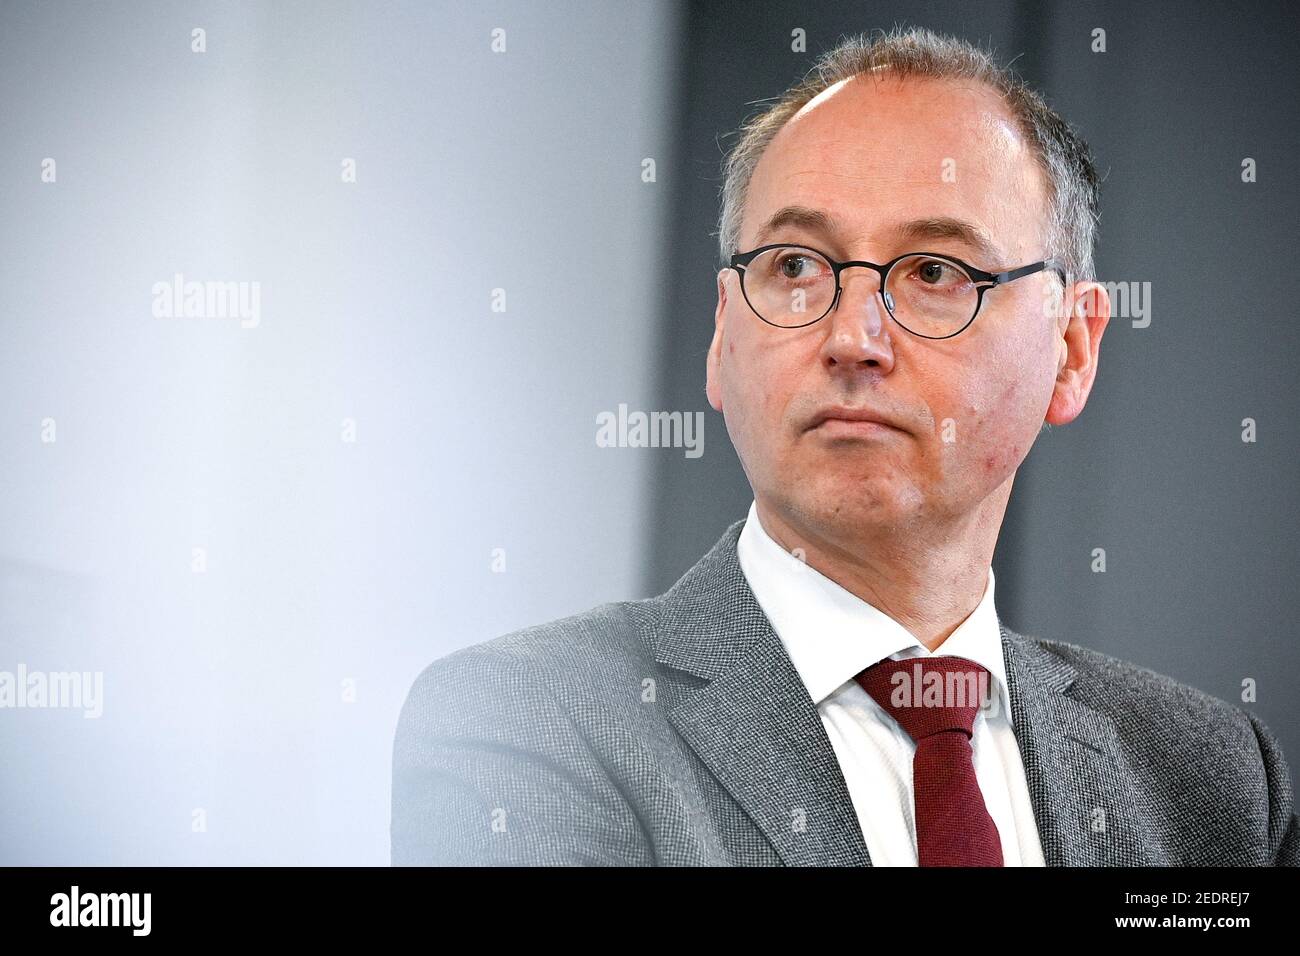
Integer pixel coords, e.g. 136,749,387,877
752,205,1005,266
890,216,1004,266
753,205,841,246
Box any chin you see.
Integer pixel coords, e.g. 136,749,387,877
792,489,905,530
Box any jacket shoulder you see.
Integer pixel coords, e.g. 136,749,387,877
390,599,660,865
1017,633,1297,864
398,598,657,719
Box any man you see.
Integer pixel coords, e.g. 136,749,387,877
391,26,1298,866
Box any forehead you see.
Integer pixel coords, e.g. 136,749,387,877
743,73,1049,262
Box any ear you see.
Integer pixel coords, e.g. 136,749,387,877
1044,280,1110,426
705,269,729,413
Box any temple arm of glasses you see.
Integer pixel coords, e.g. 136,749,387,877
984,260,1069,286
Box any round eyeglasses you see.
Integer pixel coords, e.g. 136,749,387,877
727,244,1067,339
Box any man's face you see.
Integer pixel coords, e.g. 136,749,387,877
707,72,1088,540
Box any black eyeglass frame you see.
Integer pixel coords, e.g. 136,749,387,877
727,243,1068,339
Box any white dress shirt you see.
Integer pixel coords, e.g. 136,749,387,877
736,500,1046,866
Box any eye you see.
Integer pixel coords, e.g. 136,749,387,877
759,248,832,282
771,250,828,281
916,259,961,285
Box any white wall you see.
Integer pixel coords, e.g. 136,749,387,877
0,0,683,864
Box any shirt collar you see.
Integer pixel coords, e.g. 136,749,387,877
735,499,1013,727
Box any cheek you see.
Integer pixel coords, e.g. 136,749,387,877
982,439,1020,476
971,357,1047,477
725,333,795,418
720,336,775,449
928,355,1030,480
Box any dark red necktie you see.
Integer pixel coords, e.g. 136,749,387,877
855,655,1004,866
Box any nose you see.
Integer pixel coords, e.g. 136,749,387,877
820,267,896,374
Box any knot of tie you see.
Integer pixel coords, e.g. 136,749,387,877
854,655,993,743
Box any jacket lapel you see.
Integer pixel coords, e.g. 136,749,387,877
998,622,1168,865
651,519,872,866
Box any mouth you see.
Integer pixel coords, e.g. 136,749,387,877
807,406,906,436
811,418,900,438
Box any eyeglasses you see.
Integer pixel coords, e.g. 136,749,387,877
727,243,1067,339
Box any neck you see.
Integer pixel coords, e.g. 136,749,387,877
753,490,1009,651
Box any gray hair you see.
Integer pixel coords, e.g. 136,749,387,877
717,26,1100,284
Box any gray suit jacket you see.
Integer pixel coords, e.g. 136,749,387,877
391,517,1299,865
